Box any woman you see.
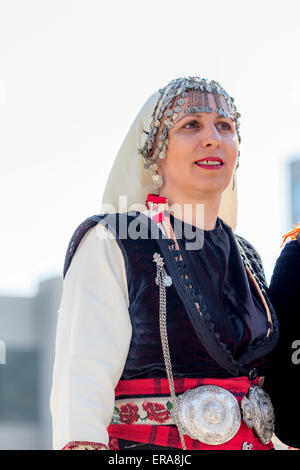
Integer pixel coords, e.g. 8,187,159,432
50,76,280,450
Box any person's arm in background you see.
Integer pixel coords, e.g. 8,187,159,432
50,223,132,450
264,228,300,449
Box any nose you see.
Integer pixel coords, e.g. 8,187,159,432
199,122,222,148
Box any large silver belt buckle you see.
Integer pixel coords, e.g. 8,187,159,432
176,385,242,445
241,384,275,445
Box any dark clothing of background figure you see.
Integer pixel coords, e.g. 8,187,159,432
264,235,300,449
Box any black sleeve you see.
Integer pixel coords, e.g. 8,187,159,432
263,237,300,448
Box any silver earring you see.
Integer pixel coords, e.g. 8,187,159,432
151,171,163,190
232,171,236,191
232,153,240,190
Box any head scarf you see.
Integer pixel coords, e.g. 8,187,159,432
101,79,239,231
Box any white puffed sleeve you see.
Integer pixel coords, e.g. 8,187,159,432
50,222,132,450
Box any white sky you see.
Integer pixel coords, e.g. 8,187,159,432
1,0,300,296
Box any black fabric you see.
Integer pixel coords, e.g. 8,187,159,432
114,438,276,450
263,239,300,448
116,438,176,450
170,214,268,359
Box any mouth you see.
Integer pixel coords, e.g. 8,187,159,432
194,157,224,170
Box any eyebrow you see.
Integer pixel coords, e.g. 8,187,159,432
176,113,233,123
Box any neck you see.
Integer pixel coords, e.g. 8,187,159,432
158,188,221,230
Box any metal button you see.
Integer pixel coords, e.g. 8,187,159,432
242,442,253,450
248,368,258,381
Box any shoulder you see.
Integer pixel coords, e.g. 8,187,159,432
276,237,300,263
234,233,264,264
232,231,267,287
62,212,145,280
62,213,124,280
278,237,300,261
62,214,105,279
219,216,265,272
270,238,300,293
272,226,300,278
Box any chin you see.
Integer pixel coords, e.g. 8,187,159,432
193,180,227,196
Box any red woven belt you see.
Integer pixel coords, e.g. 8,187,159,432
107,376,274,450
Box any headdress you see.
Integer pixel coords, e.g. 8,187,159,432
101,76,241,231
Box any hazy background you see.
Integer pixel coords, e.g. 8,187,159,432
1,0,300,296
0,0,299,449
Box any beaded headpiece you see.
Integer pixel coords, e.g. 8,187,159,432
139,76,241,188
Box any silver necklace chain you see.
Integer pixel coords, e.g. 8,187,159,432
154,255,187,450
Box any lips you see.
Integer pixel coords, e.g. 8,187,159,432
195,156,224,169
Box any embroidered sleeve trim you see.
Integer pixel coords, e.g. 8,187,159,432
62,441,109,450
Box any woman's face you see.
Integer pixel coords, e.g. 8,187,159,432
158,92,239,200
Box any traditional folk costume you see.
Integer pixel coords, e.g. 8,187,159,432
50,77,282,451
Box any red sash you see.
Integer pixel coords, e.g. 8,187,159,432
107,376,274,450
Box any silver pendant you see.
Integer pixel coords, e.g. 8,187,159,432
241,385,275,445
163,275,172,286
155,275,172,287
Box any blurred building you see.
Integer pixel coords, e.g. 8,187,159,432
0,277,62,450
291,159,300,224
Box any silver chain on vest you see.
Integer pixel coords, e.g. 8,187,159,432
153,234,270,450
154,253,188,449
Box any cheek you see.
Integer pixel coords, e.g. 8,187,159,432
165,132,192,162
225,138,239,161
159,155,177,178
162,138,181,166
159,144,185,179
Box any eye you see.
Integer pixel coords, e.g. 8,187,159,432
182,119,234,132
217,121,233,132
183,120,199,129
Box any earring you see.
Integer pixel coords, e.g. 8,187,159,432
151,170,163,190
232,152,240,190
232,171,236,191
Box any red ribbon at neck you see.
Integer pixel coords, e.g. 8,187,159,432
145,194,168,224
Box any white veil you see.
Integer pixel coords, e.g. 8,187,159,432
101,90,238,231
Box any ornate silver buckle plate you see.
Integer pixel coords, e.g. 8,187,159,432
241,384,275,445
175,385,242,445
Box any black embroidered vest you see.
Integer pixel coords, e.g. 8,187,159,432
63,212,279,380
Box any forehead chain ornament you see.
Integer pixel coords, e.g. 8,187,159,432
139,77,241,190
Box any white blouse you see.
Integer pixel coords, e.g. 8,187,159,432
50,222,132,450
